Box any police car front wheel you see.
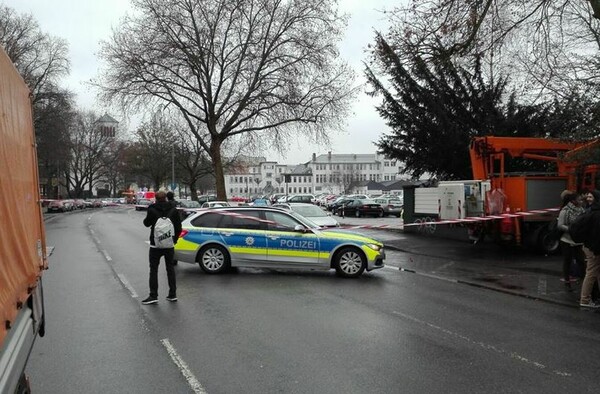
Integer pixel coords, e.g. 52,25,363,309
198,244,230,274
334,247,366,278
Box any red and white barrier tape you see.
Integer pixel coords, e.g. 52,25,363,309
338,207,559,230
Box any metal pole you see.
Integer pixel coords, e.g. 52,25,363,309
171,144,175,192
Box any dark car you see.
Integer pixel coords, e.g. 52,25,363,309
338,199,384,218
327,197,353,215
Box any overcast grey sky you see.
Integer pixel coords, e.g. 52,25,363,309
2,0,400,164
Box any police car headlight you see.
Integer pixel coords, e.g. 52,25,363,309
366,243,381,251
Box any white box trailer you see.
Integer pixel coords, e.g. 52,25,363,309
414,180,490,220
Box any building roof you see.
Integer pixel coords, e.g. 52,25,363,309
312,153,377,163
289,164,312,174
380,179,416,190
96,113,119,124
354,180,384,190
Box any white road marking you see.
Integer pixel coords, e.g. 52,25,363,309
391,310,571,377
537,277,547,295
160,338,207,394
117,273,138,298
101,250,112,262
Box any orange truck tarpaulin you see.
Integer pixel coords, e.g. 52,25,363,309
0,47,48,346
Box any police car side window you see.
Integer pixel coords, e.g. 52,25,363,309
265,211,301,231
229,210,263,230
191,212,222,228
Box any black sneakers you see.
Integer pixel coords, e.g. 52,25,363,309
166,295,178,302
141,296,158,305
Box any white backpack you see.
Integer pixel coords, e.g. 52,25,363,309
154,208,176,248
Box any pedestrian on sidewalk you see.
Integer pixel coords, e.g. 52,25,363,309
141,190,182,305
577,190,600,309
557,191,586,290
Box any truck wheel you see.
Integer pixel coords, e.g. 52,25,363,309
537,226,560,255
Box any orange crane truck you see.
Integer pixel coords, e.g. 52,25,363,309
406,136,599,253
0,47,48,392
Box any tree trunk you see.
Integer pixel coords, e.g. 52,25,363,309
210,138,226,200
189,182,198,201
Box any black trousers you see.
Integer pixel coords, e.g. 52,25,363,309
561,241,586,281
148,247,176,298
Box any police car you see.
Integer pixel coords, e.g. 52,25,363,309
174,207,385,278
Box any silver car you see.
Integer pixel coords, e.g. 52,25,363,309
374,198,403,217
273,203,340,228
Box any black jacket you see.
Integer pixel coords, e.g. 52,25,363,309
143,201,182,247
583,190,600,254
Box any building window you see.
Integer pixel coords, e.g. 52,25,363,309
384,161,389,167
391,161,397,166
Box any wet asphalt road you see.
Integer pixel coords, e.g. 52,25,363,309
26,207,600,393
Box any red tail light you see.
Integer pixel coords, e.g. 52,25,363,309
179,229,188,238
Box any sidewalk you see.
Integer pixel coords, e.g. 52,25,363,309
380,230,589,309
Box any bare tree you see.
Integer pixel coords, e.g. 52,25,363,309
97,0,356,200
0,5,70,104
174,121,244,200
0,5,72,197
65,111,115,197
382,1,600,101
133,117,178,190
99,140,129,197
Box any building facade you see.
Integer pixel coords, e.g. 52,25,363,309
223,151,406,197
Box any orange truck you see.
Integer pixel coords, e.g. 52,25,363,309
406,136,599,253
0,47,48,392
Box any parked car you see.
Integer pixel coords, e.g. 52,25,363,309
273,203,340,228
338,199,384,218
250,198,270,206
197,195,218,204
327,197,353,214
135,199,152,211
284,194,316,204
174,206,385,277
179,200,201,209
73,199,86,209
47,200,67,213
201,201,231,208
230,196,247,203
373,197,404,217
269,193,286,204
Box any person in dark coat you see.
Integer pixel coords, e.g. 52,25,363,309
142,191,182,304
579,190,600,308
557,192,585,289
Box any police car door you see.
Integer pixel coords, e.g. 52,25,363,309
264,210,319,265
217,210,267,265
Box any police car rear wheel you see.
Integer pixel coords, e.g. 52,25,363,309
334,247,366,278
198,244,230,274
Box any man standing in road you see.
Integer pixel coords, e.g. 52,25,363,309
578,190,600,308
142,190,182,304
